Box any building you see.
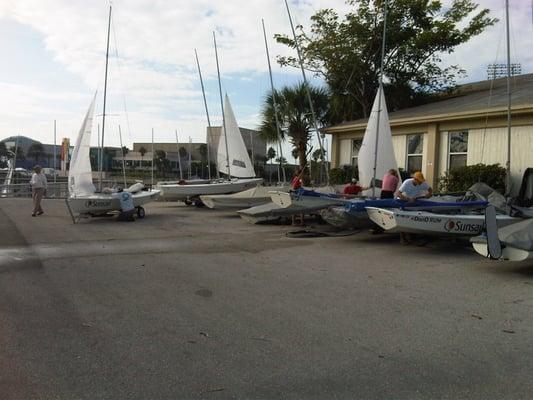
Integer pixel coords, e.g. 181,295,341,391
0,135,61,170
207,126,266,167
325,74,533,194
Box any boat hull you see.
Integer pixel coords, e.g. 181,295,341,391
200,186,288,209
366,207,519,236
270,190,344,209
472,242,533,261
157,178,263,201
67,190,160,215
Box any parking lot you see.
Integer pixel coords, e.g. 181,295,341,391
1,199,532,399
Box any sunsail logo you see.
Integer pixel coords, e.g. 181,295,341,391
85,200,112,208
232,159,246,168
444,219,483,233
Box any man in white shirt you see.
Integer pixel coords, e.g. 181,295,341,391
112,188,136,221
30,165,47,217
397,171,433,202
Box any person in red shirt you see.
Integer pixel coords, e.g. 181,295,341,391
342,179,364,197
291,169,303,190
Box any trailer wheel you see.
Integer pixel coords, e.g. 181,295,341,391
184,199,193,206
137,206,145,219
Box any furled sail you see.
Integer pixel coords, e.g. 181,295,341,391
68,94,97,196
358,84,400,194
217,94,255,178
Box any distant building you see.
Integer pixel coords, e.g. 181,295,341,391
325,73,533,194
207,126,266,168
0,136,61,170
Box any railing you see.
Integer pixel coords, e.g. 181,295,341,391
0,179,137,199
0,182,69,199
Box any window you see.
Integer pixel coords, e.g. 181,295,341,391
351,139,362,166
448,131,468,170
406,134,423,174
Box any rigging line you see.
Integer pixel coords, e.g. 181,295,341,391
480,8,505,164
111,12,133,143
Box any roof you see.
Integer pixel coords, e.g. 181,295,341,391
326,73,533,132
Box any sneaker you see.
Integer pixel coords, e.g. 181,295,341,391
31,213,36,217
37,211,44,215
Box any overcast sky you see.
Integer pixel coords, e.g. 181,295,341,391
0,0,531,158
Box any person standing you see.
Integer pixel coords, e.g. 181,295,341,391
380,169,399,199
30,165,47,217
291,169,302,190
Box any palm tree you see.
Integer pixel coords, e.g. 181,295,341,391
260,82,329,172
139,146,147,168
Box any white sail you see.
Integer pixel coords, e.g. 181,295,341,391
358,84,399,191
217,95,255,178
68,94,97,197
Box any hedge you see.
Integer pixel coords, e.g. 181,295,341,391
437,163,506,193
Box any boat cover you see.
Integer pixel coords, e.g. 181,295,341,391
498,219,533,251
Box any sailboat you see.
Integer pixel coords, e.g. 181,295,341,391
157,95,263,202
65,96,159,222
65,6,159,222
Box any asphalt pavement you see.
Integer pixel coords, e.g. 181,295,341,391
1,198,532,399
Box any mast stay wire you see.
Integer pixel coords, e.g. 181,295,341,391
110,8,134,145
480,5,505,165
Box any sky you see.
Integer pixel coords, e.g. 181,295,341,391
0,0,532,162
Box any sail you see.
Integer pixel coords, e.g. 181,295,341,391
217,95,255,178
68,94,97,196
358,84,399,192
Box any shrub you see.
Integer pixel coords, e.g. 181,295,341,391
438,163,506,193
329,165,358,184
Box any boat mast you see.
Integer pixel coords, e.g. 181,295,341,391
99,4,112,192
213,31,231,180
151,128,154,189
53,120,57,184
175,130,183,180
505,0,512,196
284,0,329,185
194,49,216,179
371,0,388,198
188,136,192,180
118,125,127,187
262,18,287,183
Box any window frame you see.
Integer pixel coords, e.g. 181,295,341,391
405,133,424,174
447,130,469,170
351,138,363,167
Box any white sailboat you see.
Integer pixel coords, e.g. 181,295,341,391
157,95,263,202
65,6,159,222
65,95,159,222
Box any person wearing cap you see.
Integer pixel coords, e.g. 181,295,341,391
342,178,366,197
30,165,47,217
397,171,432,202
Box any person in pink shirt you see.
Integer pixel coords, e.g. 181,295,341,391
380,169,399,199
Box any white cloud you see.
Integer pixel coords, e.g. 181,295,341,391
0,0,531,149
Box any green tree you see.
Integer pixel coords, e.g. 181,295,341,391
312,148,326,162
27,143,45,164
154,150,171,174
121,146,129,156
267,146,276,164
275,156,287,165
275,0,496,122
260,82,329,171
0,142,7,157
178,146,188,159
10,146,25,161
